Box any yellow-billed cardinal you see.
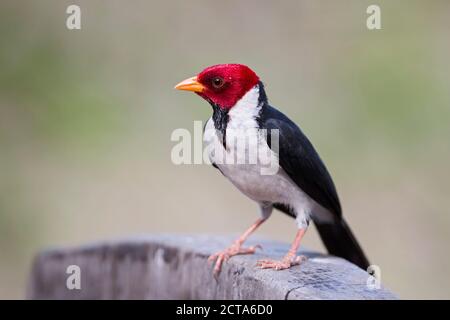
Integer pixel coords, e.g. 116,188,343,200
175,64,369,275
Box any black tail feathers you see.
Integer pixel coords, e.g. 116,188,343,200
314,218,370,270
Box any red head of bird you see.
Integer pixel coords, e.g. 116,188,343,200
175,64,260,110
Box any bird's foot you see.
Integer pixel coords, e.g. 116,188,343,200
256,253,307,270
208,243,261,277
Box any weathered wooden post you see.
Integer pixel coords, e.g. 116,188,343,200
27,235,396,299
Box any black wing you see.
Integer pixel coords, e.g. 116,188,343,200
260,105,371,269
260,105,342,217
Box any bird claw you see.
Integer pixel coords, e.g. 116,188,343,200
256,255,307,270
208,244,262,277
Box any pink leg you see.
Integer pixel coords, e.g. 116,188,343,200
256,229,307,270
208,218,266,276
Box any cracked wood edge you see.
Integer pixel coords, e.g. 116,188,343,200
27,234,397,300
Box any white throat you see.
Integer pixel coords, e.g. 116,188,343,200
227,85,261,129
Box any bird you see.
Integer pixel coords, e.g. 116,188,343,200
175,64,370,276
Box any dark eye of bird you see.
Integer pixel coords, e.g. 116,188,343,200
212,77,224,89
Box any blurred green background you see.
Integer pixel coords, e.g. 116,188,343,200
1,0,449,299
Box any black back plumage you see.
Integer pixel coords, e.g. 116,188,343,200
256,81,341,217
257,82,370,270
259,104,342,217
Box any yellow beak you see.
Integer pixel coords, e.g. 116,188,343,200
174,76,205,92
